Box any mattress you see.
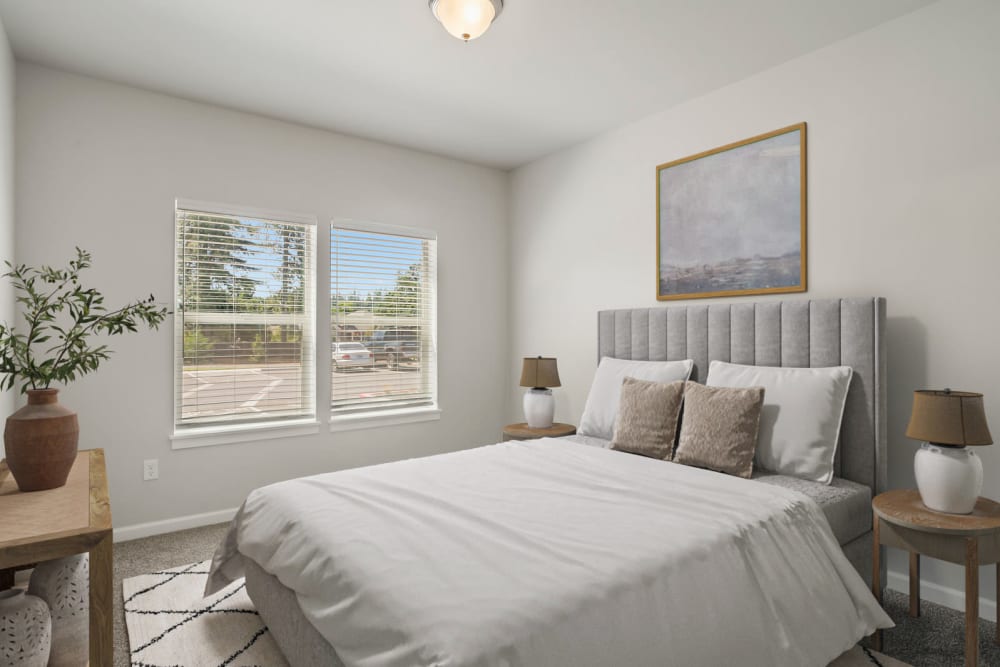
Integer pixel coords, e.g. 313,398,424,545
209,437,890,667
244,557,344,667
752,472,871,544
563,434,872,546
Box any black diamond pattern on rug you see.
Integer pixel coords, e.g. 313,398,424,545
122,560,288,667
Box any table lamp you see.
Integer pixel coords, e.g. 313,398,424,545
906,388,993,514
520,357,561,429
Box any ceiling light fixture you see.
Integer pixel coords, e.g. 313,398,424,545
429,0,503,42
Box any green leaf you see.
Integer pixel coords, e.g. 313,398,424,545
0,248,167,389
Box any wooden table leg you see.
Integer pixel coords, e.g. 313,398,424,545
909,552,920,618
0,567,13,591
997,562,1000,647
965,538,978,667
90,531,113,667
872,514,883,651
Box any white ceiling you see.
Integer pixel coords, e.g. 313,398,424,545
0,0,933,169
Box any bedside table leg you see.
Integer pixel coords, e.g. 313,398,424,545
909,552,920,618
872,515,883,651
965,538,978,667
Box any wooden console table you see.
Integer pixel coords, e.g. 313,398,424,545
0,449,113,666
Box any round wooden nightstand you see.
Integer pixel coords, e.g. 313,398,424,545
872,489,1000,666
502,423,576,442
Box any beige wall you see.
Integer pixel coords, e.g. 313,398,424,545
0,18,13,421
14,63,510,531
509,0,1000,616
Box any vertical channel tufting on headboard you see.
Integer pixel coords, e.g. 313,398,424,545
597,297,887,497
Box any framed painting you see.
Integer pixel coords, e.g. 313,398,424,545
656,122,806,301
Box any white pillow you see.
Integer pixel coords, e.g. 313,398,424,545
706,360,853,484
579,357,694,441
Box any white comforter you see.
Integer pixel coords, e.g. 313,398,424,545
207,438,892,667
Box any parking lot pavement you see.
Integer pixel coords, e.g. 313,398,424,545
180,364,424,420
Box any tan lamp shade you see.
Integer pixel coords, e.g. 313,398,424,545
520,357,561,389
905,389,993,446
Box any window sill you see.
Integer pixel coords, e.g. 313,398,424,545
171,419,320,449
329,407,441,432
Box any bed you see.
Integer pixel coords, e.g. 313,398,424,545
595,297,887,583
208,296,890,667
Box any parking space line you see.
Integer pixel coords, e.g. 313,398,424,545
241,378,284,409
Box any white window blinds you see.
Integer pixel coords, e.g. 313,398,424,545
175,201,316,430
331,221,437,417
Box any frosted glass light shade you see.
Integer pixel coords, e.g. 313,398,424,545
429,0,502,41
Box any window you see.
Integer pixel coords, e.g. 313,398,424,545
173,200,317,438
330,221,437,423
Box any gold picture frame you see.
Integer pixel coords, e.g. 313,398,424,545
656,122,807,301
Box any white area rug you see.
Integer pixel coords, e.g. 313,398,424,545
124,561,906,667
122,560,288,667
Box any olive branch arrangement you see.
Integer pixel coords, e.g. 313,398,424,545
0,248,169,393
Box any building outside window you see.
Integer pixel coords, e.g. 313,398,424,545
330,220,438,426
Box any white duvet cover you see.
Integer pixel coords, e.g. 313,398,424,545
207,438,891,667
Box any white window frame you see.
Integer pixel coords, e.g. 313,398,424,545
170,198,319,448
329,218,439,432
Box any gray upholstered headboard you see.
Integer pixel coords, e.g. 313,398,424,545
597,297,886,495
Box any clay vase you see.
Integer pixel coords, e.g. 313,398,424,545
0,589,52,667
28,554,89,667
4,389,79,492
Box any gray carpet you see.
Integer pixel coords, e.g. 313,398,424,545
113,523,996,666
875,589,1000,666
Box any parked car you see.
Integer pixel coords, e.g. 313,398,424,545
332,342,374,371
365,328,419,369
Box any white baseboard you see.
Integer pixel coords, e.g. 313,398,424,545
887,568,997,622
113,507,238,543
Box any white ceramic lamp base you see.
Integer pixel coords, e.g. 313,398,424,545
914,442,983,514
523,389,554,429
